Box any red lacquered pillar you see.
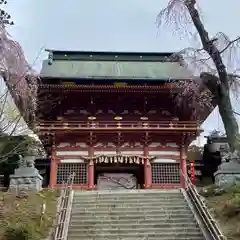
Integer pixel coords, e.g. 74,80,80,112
88,146,94,189
144,146,151,188
180,145,187,188
49,135,57,188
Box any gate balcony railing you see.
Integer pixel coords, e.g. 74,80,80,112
38,120,201,132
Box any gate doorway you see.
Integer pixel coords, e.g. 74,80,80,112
94,163,144,190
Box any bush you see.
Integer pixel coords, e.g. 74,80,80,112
222,195,240,218
205,184,240,240
225,185,240,195
0,189,58,240
200,184,225,197
200,184,240,198
3,224,34,240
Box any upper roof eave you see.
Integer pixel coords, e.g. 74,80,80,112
39,75,195,81
45,49,176,58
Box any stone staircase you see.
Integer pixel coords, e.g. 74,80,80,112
67,189,205,240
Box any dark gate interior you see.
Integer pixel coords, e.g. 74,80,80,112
94,163,144,190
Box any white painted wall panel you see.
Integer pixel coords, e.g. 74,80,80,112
152,159,178,163
56,151,88,156
94,151,116,155
118,151,143,155
57,143,71,148
148,151,180,156
60,159,85,163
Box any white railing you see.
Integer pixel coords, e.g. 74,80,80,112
52,173,75,240
181,171,226,240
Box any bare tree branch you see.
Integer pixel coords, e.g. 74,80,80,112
157,0,240,152
0,1,46,161
233,111,240,116
219,36,240,54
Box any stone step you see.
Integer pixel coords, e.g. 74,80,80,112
67,231,204,238
73,199,187,207
72,200,187,206
67,190,205,240
72,205,190,211
75,193,183,196
73,191,183,199
73,198,184,204
74,193,183,198
70,213,194,221
73,199,187,204
69,221,200,228
68,228,202,237
70,217,196,224
70,209,193,215
68,236,204,240
74,189,181,195
73,199,186,206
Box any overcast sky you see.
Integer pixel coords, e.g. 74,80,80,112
4,0,240,145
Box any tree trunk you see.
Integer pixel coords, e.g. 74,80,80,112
185,1,240,153
217,85,240,152
201,73,240,152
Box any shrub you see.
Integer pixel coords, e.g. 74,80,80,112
3,224,34,240
0,189,58,240
222,195,240,218
200,184,225,197
225,185,240,195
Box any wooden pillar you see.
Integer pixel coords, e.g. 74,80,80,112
144,146,151,188
49,134,57,188
180,145,187,188
88,146,94,189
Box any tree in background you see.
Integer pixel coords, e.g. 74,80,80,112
0,0,40,162
157,0,240,155
187,144,203,164
209,130,226,138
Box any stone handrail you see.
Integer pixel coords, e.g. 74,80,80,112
181,170,226,240
52,173,75,240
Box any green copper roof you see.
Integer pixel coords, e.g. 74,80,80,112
40,50,194,80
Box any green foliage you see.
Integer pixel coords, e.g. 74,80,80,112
0,135,34,160
200,184,225,197
221,187,240,218
0,189,58,240
225,185,240,195
3,224,34,240
200,184,240,198
0,155,18,173
0,135,43,165
205,184,240,239
222,195,240,218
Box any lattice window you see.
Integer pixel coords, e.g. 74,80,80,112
151,163,180,184
56,163,87,184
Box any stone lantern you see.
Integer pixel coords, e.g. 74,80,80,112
9,148,43,195
214,147,240,188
